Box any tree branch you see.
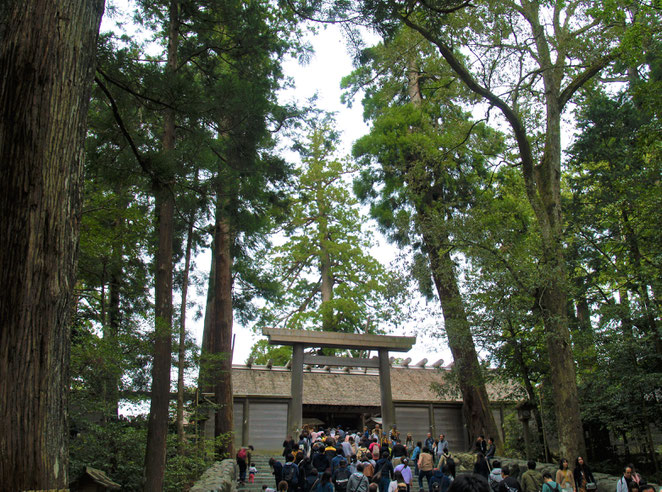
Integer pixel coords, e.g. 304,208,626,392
559,52,619,109
94,76,154,179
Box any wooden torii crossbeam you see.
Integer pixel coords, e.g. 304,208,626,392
262,328,416,437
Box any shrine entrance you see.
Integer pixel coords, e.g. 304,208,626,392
263,328,416,436
303,404,380,431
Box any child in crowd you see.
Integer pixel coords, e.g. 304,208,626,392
249,462,258,483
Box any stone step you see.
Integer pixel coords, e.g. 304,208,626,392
238,455,426,492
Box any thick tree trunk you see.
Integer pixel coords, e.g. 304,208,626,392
404,60,500,450
534,96,586,460
0,0,104,488
424,230,503,449
177,214,194,450
212,212,234,458
199,238,217,394
144,1,178,488
144,183,175,491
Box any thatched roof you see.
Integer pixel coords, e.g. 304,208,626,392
232,364,521,405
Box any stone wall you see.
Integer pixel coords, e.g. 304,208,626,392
190,458,236,492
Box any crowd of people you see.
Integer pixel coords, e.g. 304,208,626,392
234,425,658,492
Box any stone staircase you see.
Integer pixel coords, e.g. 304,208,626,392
237,455,424,492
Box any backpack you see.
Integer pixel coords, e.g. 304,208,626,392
363,463,374,478
357,447,369,461
371,445,380,460
283,463,298,484
335,468,351,491
237,448,247,461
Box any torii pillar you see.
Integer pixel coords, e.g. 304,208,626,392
263,328,416,438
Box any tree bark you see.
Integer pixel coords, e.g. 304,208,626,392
144,182,175,491
199,237,216,394
320,231,334,332
144,0,178,489
424,229,503,448
0,0,105,488
104,202,125,421
405,60,501,450
212,210,234,458
177,212,195,450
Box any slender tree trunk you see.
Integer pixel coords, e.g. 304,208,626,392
199,237,216,394
320,231,334,332
105,208,125,420
212,210,234,458
177,212,195,450
405,60,501,450
144,1,178,489
505,321,548,458
0,0,104,488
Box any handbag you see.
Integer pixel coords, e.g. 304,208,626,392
372,463,386,483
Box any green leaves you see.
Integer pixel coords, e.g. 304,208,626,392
255,117,405,337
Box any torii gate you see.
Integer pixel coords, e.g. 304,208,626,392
263,328,416,437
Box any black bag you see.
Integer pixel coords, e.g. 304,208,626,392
283,463,298,485
372,463,386,483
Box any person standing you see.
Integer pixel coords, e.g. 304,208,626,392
489,461,503,492
376,450,395,492
411,441,422,477
348,464,370,492
573,457,595,492
543,472,562,492
237,446,249,484
425,433,435,453
392,439,408,467
498,466,522,492
521,461,542,492
405,434,414,455
283,454,300,492
394,458,413,492
473,453,490,480
313,471,334,492
418,447,435,492
284,435,297,459
616,466,634,492
436,435,449,457
270,457,284,487
556,459,575,492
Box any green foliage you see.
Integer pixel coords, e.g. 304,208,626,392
69,415,220,491
248,339,293,365
255,115,406,337
69,418,148,490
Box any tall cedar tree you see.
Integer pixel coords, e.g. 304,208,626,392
345,29,502,446
196,0,297,458
0,0,105,488
255,119,402,342
144,0,178,488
